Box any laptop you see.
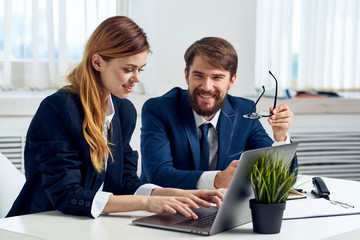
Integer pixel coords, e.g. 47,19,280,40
132,142,299,236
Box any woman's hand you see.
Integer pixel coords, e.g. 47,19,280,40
103,189,224,219
178,189,224,210
103,194,200,219
143,195,200,219
151,188,224,211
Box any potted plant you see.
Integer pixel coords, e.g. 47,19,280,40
249,150,297,234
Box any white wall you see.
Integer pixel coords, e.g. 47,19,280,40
129,0,257,97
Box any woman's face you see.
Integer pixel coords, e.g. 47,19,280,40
92,51,148,99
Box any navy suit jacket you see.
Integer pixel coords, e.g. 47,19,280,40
140,87,297,189
7,89,143,218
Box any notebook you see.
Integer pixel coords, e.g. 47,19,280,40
132,142,299,236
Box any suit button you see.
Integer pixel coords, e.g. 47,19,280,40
71,199,77,205
85,201,91,207
78,200,84,206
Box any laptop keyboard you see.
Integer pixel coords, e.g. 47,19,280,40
175,211,217,228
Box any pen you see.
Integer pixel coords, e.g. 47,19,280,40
295,188,307,193
311,190,355,208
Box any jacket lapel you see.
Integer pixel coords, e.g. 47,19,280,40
179,92,201,170
217,98,237,169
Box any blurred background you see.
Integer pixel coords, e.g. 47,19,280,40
0,0,359,180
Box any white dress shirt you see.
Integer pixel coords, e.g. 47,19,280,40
91,96,160,218
193,110,291,190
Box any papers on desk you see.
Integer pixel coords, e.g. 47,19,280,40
287,189,307,200
283,198,360,219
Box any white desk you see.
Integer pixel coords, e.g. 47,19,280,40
1,175,360,240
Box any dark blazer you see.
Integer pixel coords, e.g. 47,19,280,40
140,87,297,189
7,89,143,218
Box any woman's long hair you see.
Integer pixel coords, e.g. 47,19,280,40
66,16,149,173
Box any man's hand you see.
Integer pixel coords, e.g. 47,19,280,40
214,160,239,189
268,104,294,141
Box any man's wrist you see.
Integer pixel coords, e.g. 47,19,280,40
273,134,291,146
274,133,288,142
214,171,223,189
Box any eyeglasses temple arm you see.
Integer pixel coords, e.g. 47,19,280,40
269,71,278,110
248,85,265,115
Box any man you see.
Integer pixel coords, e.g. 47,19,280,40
140,37,296,190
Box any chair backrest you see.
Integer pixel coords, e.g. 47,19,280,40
0,152,25,218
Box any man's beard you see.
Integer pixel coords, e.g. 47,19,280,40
188,87,227,117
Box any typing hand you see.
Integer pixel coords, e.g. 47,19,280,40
152,188,224,210
144,195,200,219
180,189,224,210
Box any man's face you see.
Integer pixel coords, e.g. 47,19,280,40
185,55,236,120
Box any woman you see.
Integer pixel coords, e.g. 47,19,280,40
6,16,223,219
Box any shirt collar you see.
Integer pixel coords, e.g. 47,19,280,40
193,110,221,130
104,95,115,130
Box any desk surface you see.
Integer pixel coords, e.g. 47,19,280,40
1,175,360,240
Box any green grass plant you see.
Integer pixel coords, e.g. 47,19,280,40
250,150,297,204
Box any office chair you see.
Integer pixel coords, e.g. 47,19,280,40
0,152,25,218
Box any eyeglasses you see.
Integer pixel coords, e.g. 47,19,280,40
330,200,355,209
243,71,278,120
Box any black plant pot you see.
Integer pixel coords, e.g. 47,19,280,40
249,199,286,234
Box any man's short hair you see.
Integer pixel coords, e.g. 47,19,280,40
184,37,238,79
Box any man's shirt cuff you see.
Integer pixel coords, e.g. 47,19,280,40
197,171,219,189
272,135,291,146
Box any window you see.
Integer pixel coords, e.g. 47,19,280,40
255,0,360,92
0,0,119,91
